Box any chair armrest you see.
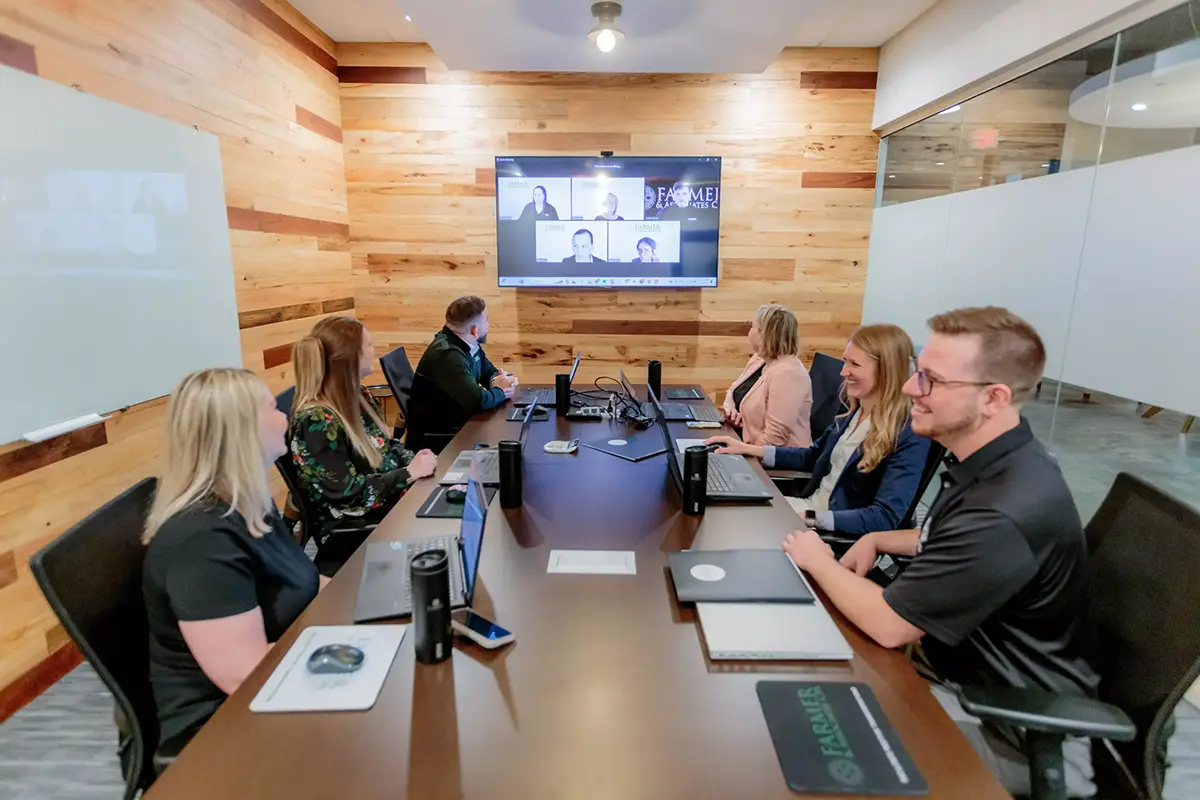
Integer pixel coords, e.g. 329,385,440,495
325,520,379,536
767,470,812,480
364,384,392,398
957,684,1136,741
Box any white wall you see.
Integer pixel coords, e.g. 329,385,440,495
863,143,1200,415
873,0,1182,131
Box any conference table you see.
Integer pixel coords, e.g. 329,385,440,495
147,387,1009,799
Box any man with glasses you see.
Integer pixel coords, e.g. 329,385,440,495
782,306,1098,796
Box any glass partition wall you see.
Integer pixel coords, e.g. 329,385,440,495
868,0,1200,517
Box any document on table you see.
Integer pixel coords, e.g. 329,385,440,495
674,438,710,453
547,549,637,575
249,625,405,713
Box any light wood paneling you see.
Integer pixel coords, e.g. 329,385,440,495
339,43,877,392
0,0,347,710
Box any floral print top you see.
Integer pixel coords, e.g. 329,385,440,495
289,391,415,523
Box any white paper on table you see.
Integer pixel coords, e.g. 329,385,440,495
674,438,711,454
249,625,406,714
547,549,637,575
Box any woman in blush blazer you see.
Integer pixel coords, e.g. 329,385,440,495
722,304,813,448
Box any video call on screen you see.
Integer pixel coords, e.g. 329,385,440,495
494,156,722,288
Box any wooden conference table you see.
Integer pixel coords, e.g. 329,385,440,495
147,388,1008,800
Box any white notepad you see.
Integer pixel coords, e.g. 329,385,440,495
547,549,637,575
249,625,406,713
674,438,710,453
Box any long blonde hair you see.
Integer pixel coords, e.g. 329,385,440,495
144,368,274,542
842,324,916,473
292,316,388,468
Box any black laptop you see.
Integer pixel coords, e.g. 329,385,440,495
353,477,488,622
669,549,814,603
618,370,723,423
440,400,537,485
513,351,581,407
649,384,773,502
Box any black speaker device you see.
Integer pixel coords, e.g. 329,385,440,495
555,373,571,416
499,439,523,508
682,446,708,516
647,359,662,401
411,549,452,664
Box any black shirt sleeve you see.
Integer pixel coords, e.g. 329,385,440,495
162,521,260,623
883,508,1038,647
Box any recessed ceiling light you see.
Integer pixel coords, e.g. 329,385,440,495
1131,102,1148,111
937,105,962,115
589,2,625,53
936,161,945,166
405,14,412,22
888,174,896,178
1041,163,1050,168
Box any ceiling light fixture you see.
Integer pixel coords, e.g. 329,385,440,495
937,105,962,115
589,2,625,53
1131,102,1148,111
405,14,412,22
936,161,945,166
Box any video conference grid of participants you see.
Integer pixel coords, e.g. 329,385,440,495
494,156,721,288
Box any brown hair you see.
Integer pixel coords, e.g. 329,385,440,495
927,306,1046,404
842,325,916,473
754,304,800,361
446,296,487,329
292,316,388,467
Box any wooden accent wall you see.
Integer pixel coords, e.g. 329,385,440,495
338,44,878,393
0,0,349,711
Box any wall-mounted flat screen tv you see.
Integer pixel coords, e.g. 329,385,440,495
494,156,722,288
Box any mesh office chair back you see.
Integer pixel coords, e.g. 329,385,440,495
28,478,160,800
808,352,848,439
898,442,946,530
379,346,415,422
1084,472,1200,797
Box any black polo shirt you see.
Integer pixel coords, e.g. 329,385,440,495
883,419,1099,696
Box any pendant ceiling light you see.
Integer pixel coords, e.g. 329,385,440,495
589,2,625,53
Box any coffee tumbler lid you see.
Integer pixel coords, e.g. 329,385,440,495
411,548,448,576
498,439,521,451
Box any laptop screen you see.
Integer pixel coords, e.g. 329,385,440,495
567,351,581,384
518,399,538,449
647,384,684,490
460,477,488,604
618,369,641,404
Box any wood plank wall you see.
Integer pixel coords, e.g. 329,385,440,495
337,44,879,395
0,0,349,713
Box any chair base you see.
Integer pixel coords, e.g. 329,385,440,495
1028,730,1068,800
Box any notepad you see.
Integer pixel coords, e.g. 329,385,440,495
547,549,637,575
674,438,710,453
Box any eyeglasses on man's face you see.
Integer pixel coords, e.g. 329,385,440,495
908,358,995,398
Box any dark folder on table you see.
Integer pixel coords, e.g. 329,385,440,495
668,549,814,603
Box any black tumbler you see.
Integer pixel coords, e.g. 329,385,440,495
647,359,662,401
682,446,708,516
555,373,571,416
499,439,523,508
411,549,452,664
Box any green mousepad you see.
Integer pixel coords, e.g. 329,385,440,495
756,681,928,796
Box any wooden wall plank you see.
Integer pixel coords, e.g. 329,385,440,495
0,32,37,75
225,0,336,73
0,643,82,724
799,71,879,89
801,171,878,189
295,104,343,143
227,206,351,238
337,66,427,84
0,551,16,591
0,425,109,484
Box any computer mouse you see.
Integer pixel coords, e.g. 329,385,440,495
306,644,365,675
445,488,467,504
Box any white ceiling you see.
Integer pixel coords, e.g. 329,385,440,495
1069,39,1200,128
292,0,939,72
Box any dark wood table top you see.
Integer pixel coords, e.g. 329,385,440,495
147,389,1008,800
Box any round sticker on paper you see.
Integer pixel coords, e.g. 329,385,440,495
607,439,628,446
690,564,726,582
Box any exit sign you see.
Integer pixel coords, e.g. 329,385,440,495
971,128,999,148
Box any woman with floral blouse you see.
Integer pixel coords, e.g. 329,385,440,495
289,316,438,574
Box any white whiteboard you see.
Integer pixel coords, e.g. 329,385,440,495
0,64,242,444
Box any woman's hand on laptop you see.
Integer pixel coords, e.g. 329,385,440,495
407,449,438,479
703,435,764,459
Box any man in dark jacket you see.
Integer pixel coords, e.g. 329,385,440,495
406,296,517,452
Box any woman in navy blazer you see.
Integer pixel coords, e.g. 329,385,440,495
707,324,932,537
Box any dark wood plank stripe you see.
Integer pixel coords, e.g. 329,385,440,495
44,623,72,652
226,0,336,74
0,423,108,484
507,132,631,151
0,32,37,75
572,319,750,337
366,254,486,275
800,71,878,90
0,642,83,724
722,258,795,282
337,66,427,84
475,168,496,186
263,342,295,370
801,171,877,189
227,206,350,239
0,550,15,591
239,297,355,329
295,105,342,143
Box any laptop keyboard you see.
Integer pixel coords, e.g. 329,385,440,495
474,450,499,474
707,458,735,493
690,405,723,423
403,536,463,605
521,389,554,405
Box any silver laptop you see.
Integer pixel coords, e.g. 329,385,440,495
696,567,852,661
513,351,581,407
617,370,722,423
440,401,536,485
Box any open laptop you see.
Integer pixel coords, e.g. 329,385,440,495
649,384,772,502
618,370,722,423
440,401,536,485
513,351,581,407
354,477,488,622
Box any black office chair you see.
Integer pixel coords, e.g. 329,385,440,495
809,352,848,440
379,346,415,440
404,370,461,455
897,442,946,530
28,478,165,800
275,385,296,418
958,472,1200,800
